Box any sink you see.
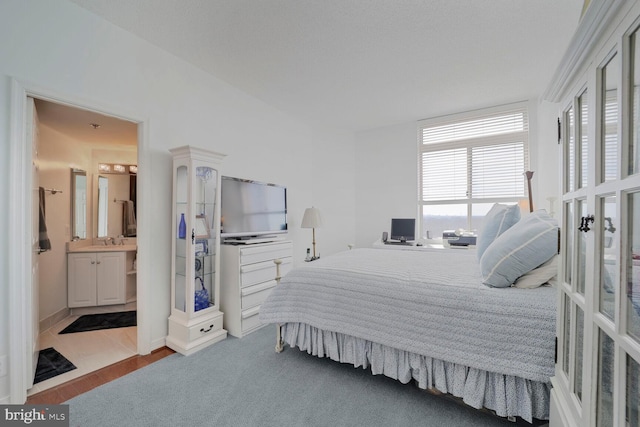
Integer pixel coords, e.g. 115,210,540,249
68,244,137,253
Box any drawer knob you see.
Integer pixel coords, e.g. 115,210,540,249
200,324,214,333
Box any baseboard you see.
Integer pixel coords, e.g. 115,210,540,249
39,307,70,333
149,337,166,354
70,302,135,317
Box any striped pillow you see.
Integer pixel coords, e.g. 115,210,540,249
480,210,558,288
476,203,521,261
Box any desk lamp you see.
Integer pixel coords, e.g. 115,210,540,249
301,207,323,261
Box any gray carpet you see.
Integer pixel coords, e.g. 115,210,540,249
66,326,540,427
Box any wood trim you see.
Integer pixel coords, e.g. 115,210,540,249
543,0,628,103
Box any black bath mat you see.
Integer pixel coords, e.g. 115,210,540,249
34,347,76,384
59,311,137,334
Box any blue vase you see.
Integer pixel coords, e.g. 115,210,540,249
178,213,186,239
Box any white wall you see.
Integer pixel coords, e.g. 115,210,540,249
0,0,356,402
37,124,94,323
354,122,417,248
353,99,563,248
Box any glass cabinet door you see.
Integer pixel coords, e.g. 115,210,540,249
194,165,218,312
553,6,640,427
561,95,589,406
174,164,188,313
170,148,224,318
168,145,227,355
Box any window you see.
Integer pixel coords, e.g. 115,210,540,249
418,103,529,239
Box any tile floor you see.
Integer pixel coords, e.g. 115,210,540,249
27,310,138,397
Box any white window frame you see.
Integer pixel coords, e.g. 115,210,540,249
417,102,530,238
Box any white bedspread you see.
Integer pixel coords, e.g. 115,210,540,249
260,248,556,384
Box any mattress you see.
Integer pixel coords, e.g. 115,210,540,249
259,247,557,420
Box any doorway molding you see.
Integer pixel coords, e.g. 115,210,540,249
8,78,152,403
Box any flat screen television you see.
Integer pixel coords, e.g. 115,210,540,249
390,218,415,242
220,176,288,239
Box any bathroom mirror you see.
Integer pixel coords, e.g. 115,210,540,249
96,172,137,238
70,168,87,239
97,175,109,238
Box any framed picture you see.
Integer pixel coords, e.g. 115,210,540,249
195,215,210,239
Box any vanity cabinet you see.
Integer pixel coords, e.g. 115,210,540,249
220,240,293,337
167,146,227,355
68,251,125,307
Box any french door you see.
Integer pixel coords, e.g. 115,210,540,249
555,7,640,426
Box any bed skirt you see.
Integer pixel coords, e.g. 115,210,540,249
281,322,550,423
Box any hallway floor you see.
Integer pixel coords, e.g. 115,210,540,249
27,310,137,397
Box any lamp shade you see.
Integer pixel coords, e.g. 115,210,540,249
301,207,323,229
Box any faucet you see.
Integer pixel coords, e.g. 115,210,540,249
104,237,113,246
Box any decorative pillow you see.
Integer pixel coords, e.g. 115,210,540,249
480,210,558,288
513,255,558,289
476,203,521,261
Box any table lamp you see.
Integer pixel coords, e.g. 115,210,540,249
301,207,323,261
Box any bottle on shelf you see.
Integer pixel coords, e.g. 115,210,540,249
178,213,186,239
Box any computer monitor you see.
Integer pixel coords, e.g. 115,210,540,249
390,218,415,242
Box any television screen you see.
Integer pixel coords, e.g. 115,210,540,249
390,218,415,242
220,176,287,238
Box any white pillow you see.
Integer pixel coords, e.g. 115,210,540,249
480,210,558,288
513,255,558,289
476,203,521,261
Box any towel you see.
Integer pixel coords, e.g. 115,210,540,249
123,200,137,237
38,187,51,251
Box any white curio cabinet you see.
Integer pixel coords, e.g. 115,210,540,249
167,146,227,355
549,1,640,426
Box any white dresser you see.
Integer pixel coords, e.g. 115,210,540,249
220,240,293,337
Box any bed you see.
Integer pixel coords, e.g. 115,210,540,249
259,207,559,423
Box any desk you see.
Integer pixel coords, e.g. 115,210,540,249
372,239,475,251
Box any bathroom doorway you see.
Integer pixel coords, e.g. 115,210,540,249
29,98,140,395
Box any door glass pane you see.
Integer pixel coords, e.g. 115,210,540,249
628,355,640,426
578,199,587,295
565,201,574,285
563,294,571,376
628,192,640,342
631,29,640,175
579,91,589,188
573,305,584,401
597,329,615,427
602,54,619,183
601,196,617,320
566,106,576,192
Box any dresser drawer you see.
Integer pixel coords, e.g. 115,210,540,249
240,257,292,288
241,280,277,309
240,242,293,265
241,306,262,333
188,313,223,341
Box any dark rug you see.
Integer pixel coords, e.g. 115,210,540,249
59,311,136,334
34,348,76,384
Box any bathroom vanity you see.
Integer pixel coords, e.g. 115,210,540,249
67,243,137,308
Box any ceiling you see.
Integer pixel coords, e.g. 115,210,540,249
67,0,583,132
34,98,138,148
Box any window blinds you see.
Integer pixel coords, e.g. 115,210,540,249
419,105,529,203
